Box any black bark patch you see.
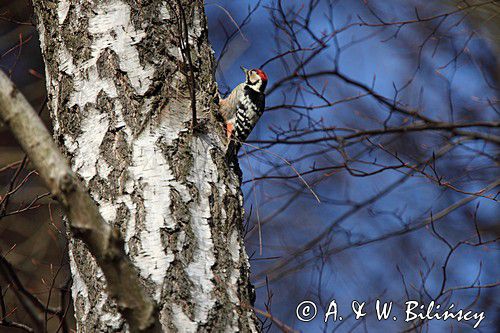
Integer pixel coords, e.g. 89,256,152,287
160,132,194,184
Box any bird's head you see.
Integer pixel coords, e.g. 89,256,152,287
241,66,268,92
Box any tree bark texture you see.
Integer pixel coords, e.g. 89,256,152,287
32,0,257,331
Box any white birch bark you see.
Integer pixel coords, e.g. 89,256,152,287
32,0,258,331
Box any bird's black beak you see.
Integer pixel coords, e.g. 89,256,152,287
240,66,249,75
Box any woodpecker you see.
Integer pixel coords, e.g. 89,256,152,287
219,66,268,159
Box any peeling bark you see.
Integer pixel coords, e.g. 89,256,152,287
32,0,258,331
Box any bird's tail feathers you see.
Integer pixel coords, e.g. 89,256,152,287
225,139,240,163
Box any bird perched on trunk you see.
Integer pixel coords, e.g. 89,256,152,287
219,66,268,160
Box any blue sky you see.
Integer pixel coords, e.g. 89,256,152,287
206,1,499,332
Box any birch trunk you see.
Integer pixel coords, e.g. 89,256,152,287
32,0,257,331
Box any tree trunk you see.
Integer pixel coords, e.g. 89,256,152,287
32,0,257,331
